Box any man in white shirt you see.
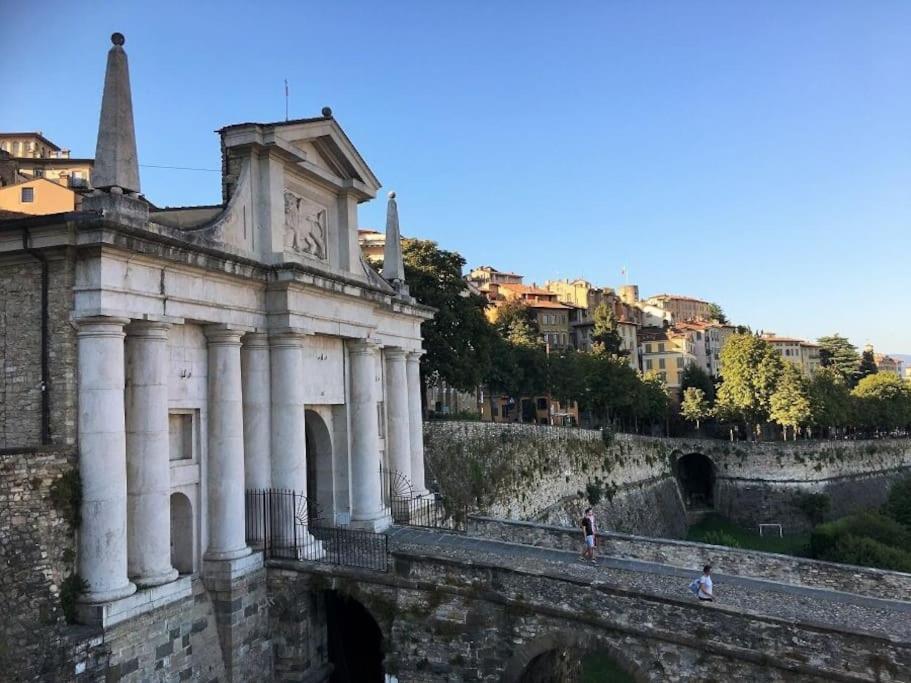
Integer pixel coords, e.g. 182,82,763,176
697,564,714,601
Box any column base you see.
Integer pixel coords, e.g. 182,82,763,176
297,535,326,561
203,545,252,562
76,576,192,628
203,550,264,589
349,509,393,533
79,580,137,605
132,567,179,589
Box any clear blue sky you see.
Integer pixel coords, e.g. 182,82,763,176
2,2,909,352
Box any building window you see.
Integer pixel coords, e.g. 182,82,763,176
645,359,653,370
168,412,195,461
645,343,652,353
34,168,44,177
676,357,684,368
659,358,666,370
21,187,34,203
657,343,665,352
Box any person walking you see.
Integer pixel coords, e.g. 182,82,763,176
580,508,597,564
690,564,714,602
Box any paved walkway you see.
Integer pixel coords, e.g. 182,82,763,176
387,526,911,641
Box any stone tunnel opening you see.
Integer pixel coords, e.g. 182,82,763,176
676,452,716,509
325,590,384,682
518,647,637,683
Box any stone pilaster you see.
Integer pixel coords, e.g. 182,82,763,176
384,347,412,484
125,320,178,587
241,333,271,490
406,351,429,495
204,325,250,562
347,340,391,531
76,316,136,603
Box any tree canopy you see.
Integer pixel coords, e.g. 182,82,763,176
817,334,860,386
714,334,784,431
770,364,812,439
706,302,728,324
680,387,711,429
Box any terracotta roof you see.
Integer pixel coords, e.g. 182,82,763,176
528,300,571,309
649,293,710,304
500,283,554,296
761,335,805,344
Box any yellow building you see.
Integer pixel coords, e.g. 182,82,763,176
643,294,713,322
0,132,92,189
480,393,579,426
0,177,77,215
760,334,820,377
495,283,572,349
638,327,696,390
357,228,386,263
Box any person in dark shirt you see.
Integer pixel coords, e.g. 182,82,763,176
580,508,597,564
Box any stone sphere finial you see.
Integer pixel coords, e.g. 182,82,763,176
111,32,125,46
388,191,396,199
321,106,333,117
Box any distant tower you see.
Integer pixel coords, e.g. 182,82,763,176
618,284,639,305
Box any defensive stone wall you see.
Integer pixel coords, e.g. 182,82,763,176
0,251,78,449
423,421,688,538
424,422,911,534
467,516,911,601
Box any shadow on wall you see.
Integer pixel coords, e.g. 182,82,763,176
325,590,384,682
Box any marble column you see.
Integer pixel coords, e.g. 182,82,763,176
241,333,271,490
76,317,136,603
204,325,250,561
125,321,178,587
384,348,412,484
406,351,429,495
270,331,324,557
348,340,391,531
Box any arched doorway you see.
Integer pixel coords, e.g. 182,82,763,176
170,492,194,574
325,590,384,682
676,452,716,508
305,410,334,524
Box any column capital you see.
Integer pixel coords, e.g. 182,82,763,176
348,338,379,356
75,316,131,338
242,331,270,349
384,346,409,362
406,349,426,362
204,324,245,346
269,327,310,348
126,319,170,340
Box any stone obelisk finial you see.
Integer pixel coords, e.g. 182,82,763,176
93,32,141,194
382,191,407,294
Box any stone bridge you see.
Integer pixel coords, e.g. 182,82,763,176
267,521,911,682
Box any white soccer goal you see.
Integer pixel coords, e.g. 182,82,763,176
758,523,783,538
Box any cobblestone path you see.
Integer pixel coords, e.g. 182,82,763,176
387,527,911,641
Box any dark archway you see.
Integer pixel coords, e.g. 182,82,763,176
169,492,194,574
325,590,384,682
305,410,334,523
676,452,716,508
503,632,644,683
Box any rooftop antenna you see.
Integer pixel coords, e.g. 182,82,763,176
284,78,289,121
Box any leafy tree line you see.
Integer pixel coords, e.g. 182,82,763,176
403,239,669,429
681,333,911,439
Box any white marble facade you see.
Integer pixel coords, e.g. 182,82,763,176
63,38,433,605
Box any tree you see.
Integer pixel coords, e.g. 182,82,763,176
680,387,710,430
770,364,812,440
706,302,728,324
851,372,911,433
632,372,670,430
808,367,852,433
817,334,860,386
681,362,716,402
492,299,540,348
590,302,625,356
714,334,784,436
402,240,496,396
857,348,879,382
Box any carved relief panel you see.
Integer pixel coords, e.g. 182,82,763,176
283,189,328,261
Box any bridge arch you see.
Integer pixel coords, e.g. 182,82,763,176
675,450,716,508
324,589,386,682
502,630,644,683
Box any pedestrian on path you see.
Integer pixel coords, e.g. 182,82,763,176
689,565,714,602
580,508,597,564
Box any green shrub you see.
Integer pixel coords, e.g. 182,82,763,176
700,530,741,548
49,469,82,528
826,535,911,573
884,476,911,528
585,481,603,506
810,511,910,559
796,493,831,525
60,573,88,624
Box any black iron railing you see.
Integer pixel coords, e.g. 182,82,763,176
245,489,388,571
380,465,468,532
